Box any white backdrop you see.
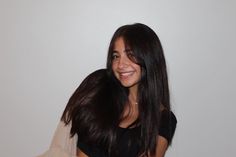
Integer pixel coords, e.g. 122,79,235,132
0,0,236,157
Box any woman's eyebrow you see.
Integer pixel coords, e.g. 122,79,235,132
124,48,132,53
112,49,131,53
112,50,118,53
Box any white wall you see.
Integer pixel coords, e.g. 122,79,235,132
1,0,235,156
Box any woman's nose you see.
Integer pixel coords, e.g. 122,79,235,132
118,55,129,69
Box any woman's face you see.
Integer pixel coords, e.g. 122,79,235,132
111,37,141,90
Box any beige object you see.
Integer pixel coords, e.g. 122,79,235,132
37,121,77,157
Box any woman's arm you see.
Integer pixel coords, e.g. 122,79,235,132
154,135,168,157
77,149,89,157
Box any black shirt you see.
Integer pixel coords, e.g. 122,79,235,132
77,110,177,157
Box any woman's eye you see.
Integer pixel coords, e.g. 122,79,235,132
112,53,119,60
127,53,134,58
126,51,136,59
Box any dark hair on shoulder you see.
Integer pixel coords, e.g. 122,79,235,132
106,23,171,156
61,68,126,153
61,23,173,157
61,69,108,125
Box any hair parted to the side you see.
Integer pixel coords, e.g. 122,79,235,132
106,23,171,156
61,23,171,157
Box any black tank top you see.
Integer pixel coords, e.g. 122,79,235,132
77,110,177,157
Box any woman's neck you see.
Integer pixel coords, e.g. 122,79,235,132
128,85,138,105
119,86,139,128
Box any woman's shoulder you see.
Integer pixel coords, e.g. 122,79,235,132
159,109,177,144
160,109,177,124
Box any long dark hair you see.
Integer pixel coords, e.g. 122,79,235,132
61,23,171,157
61,69,127,155
106,23,171,156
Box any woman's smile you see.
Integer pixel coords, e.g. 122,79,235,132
112,37,141,89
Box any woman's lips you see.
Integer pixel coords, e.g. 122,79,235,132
119,71,134,79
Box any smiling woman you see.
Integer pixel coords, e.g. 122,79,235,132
104,23,177,157
39,23,177,157
111,37,142,89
